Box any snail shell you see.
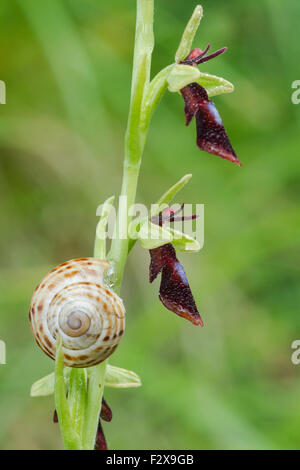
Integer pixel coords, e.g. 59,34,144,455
29,258,125,368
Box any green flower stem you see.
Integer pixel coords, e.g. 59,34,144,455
141,64,173,131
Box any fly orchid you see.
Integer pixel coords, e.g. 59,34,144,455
179,47,240,166
149,206,203,326
165,6,240,165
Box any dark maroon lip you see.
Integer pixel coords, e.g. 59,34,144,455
149,243,204,327
180,82,241,166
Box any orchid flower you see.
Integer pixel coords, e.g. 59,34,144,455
149,206,203,326
179,47,240,166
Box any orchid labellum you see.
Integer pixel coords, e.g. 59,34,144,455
149,206,203,327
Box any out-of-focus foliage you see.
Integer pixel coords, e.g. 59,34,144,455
0,0,300,450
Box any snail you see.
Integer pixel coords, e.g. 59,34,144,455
29,258,125,368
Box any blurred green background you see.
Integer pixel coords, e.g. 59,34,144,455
0,0,300,450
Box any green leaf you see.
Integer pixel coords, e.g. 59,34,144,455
197,72,234,97
105,365,142,388
55,336,82,450
68,368,87,439
83,361,107,450
175,5,203,63
138,221,173,250
167,64,201,93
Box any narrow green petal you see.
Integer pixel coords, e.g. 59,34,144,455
105,365,142,388
197,72,234,97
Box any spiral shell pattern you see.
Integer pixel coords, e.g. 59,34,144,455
29,258,125,368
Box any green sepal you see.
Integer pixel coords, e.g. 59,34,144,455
167,64,201,93
105,365,142,388
197,72,234,97
175,5,203,63
30,364,142,397
30,368,72,397
137,221,173,250
154,174,192,216
167,64,234,98
136,222,200,253
168,227,201,252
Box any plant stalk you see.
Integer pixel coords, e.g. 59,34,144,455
108,0,154,292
